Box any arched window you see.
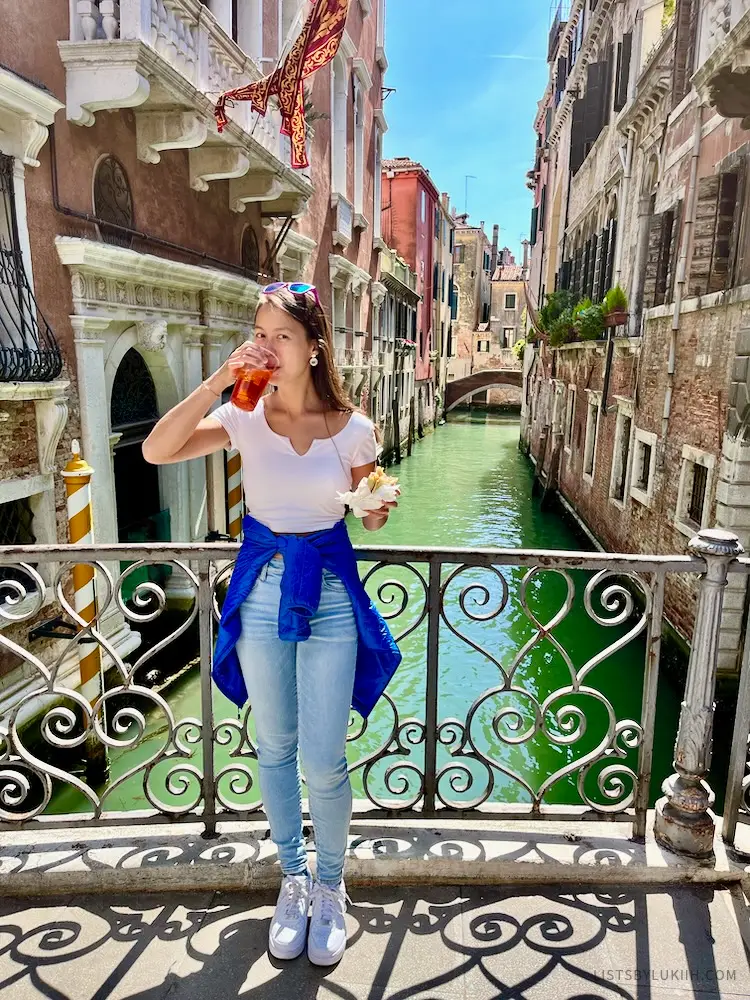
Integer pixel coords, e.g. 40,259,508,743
111,348,158,433
94,156,134,249
241,226,260,280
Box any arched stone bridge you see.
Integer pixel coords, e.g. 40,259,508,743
445,368,523,412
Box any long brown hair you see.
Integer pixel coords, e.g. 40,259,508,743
257,286,353,413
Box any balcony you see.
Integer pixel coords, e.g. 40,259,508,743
0,531,749,874
58,0,312,215
694,1,750,125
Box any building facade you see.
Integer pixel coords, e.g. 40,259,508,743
524,0,750,673
381,157,440,431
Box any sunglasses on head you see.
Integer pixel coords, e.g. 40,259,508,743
262,281,321,309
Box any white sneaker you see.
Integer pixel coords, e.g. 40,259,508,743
307,878,351,966
268,873,312,960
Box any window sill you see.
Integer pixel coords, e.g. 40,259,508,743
583,472,595,487
609,495,627,511
630,485,653,508
675,518,702,540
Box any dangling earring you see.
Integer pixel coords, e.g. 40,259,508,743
310,354,319,367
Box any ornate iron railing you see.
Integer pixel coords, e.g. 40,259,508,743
0,536,745,857
0,156,63,382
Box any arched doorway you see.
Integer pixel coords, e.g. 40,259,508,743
110,348,167,545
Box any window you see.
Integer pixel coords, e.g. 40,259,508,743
241,225,260,279
0,155,62,381
353,81,365,218
565,386,576,450
454,244,465,264
482,302,490,323
484,251,491,272
610,408,632,503
0,497,36,597
675,446,715,537
421,189,426,223
477,340,490,352
441,270,446,301
503,327,514,347
583,394,600,479
504,293,516,310
643,205,681,307
613,32,632,112
94,155,134,248
688,464,709,524
373,126,383,240
569,48,613,174
331,54,348,195
631,428,657,506
691,173,741,296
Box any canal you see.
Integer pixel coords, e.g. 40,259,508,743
47,412,695,818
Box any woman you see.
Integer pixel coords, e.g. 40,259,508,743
142,283,401,967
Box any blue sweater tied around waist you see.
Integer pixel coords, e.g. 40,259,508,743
212,515,402,719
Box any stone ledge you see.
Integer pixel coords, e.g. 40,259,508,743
1,812,749,897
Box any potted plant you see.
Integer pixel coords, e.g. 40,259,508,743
576,302,606,341
603,286,628,328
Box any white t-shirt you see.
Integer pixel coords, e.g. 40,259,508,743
212,398,378,533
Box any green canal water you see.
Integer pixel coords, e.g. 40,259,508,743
47,412,691,818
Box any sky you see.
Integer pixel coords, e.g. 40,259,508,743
382,0,551,262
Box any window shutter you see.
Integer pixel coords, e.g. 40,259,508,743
539,185,547,232
666,203,681,302
583,61,606,156
643,213,664,307
653,210,675,306
604,217,617,293
691,174,739,295
588,233,599,299
570,97,586,174
530,205,539,245
545,107,553,140
593,229,605,300
561,259,572,290
556,55,568,105
614,32,632,111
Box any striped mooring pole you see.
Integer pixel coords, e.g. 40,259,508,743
226,448,243,540
62,440,109,783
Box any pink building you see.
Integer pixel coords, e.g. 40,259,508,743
381,158,439,427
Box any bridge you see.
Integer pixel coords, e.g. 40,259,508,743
445,367,523,411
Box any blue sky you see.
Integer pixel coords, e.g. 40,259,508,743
382,0,550,261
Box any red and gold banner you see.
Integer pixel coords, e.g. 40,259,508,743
214,0,351,170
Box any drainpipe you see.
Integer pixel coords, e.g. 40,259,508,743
661,106,703,444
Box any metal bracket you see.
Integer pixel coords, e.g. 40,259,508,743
204,531,236,543
28,615,96,644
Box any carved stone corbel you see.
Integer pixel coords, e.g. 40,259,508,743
35,385,70,475
136,111,208,165
189,147,250,191
230,172,284,213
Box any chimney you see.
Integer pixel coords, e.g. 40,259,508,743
491,224,499,275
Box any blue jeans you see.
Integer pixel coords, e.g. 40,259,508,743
236,555,357,886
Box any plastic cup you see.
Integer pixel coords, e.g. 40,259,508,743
230,347,278,412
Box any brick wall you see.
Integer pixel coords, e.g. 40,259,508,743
527,293,747,645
